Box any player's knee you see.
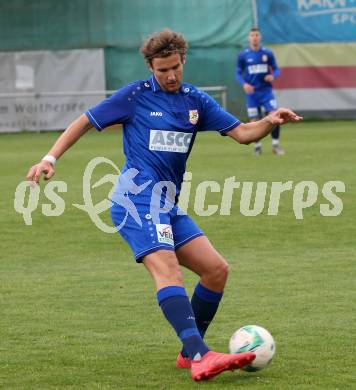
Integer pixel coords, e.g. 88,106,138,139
218,259,229,281
160,253,184,284
211,257,229,286
144,251,183,285
170,263,184,284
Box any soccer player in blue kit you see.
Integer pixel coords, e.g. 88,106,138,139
27,29,302,381
236,27,284,155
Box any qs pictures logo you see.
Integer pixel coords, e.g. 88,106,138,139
14,157,119,233
14,157,346,233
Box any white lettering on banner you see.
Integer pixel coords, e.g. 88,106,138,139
332,12,356,24
297,0,356,23
248,64,268,74
298,0,349,13
149,130,192,153
150,112,163,116
155,224,174,245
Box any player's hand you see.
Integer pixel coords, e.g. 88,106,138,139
243,83,254,94
26,160,55,184
266,108,303,125
264,75,274,83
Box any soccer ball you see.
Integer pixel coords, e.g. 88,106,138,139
229,325,276,371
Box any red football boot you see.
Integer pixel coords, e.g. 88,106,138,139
176,352,191,369
191,351,255,381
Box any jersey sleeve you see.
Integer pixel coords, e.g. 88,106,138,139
268,51,280,79
236,52,245,85
85,82,139,130
198,92,240,136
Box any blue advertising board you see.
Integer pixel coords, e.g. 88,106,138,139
256,0,356,43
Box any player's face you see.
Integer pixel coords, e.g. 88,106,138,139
150,53,185,92
249,31,261,49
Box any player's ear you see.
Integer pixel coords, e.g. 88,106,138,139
181,55,186,65
147,60,153,73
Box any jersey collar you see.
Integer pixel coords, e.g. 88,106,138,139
149,75,188,94
249,45,262,52
150,75,161,92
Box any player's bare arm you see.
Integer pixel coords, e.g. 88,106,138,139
26,114,93,183
227,108,302,145
243,83,254,94
264,74,274,83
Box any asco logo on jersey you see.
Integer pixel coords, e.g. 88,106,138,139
149,130,192,153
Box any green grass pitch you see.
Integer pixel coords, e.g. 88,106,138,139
1,121,355,389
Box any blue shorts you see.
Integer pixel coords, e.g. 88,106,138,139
110,194,204,262
246,89,277,119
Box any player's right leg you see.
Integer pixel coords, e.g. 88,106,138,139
249,117,262,155
143,249,209,362
143,249,212,363
144,250,255,381
169,213,255,378
175,235,227,366
110,196,254,380
143,248,207,363
246,93,262,155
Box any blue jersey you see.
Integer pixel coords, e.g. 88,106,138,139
85,76,239,196
236,47,280,92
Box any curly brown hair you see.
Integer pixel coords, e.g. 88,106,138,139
140,28,188,66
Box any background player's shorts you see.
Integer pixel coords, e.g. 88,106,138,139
110,194,204,262
246,89,277,119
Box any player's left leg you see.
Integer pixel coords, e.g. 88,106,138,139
143,249,255,380
263,93,285,155
177,235,228,351
267,113,284,155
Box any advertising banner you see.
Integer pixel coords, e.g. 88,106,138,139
256,0,356,43
272,43,356,117
0,49,105,132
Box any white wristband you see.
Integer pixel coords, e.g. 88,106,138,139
42,155,57,166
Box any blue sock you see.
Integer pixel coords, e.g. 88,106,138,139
157,286,210,361
181,282,223,358
271,125,280,140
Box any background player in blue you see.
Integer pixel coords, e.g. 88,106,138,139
27,29,302,381
236,27,284,155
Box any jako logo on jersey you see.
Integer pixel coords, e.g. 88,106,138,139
149,130,192,153
150,111,163,117
248,64,268,74
156,224,174,245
